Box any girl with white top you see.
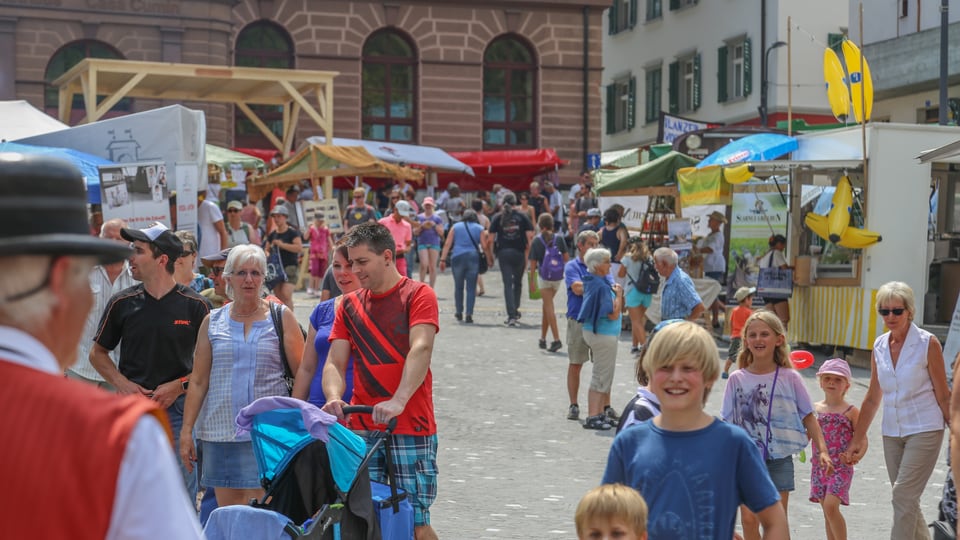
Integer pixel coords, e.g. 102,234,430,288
846,281,950,539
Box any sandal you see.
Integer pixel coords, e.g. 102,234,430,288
582,414,613,430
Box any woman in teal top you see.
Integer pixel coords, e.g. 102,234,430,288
577,247,624,430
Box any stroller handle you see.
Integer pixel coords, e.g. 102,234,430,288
341,405,399,433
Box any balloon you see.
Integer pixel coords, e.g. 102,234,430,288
790,350,815,370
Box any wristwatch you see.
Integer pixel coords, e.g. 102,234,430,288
180,376,189,391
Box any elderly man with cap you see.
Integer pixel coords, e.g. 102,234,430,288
91,221,211,501
696,210,728,329
344,186,378,232
68,218,137,390
577,207,603,234
0,154,202,538
380,199,415,277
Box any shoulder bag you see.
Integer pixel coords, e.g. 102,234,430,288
268,302,296,395
465,223,487,274
757,251,793,299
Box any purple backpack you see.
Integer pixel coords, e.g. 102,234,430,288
538,235,565,281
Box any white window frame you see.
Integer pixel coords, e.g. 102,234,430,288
732,40,745,99
680,56,695,113
612,76,631,133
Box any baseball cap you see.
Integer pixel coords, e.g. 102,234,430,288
586,208,602,218
201,247,231,264
120,222,183,258
395,200,415,217
422,197,435,207
226,200,243,211
271,205,289,216
734,286,756,302
817,358,852,381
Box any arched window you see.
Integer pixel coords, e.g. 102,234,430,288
234,20,294,148
44,40,129,122
361,30,417,143
483,36,537,149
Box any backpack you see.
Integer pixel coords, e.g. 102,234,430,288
538,234,565,281
628,258,660,294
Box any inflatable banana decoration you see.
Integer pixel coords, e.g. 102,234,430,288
841,40,874,124
804,176,882,249
823,48,850,123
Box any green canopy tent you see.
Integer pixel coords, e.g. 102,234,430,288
593,150,699,195
207,144,266,189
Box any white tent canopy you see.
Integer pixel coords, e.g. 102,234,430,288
0,100,68,141
306,136,474,176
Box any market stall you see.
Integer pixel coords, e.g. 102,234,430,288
438,149,567,192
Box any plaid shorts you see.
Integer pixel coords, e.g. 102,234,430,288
360,433,439,527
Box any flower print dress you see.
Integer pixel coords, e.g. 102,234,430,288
809,406,854,505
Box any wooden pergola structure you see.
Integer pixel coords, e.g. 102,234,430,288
51,58,338,156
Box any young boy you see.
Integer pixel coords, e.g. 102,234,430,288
723,286,755,378
601,321,788,540
575,484,649,540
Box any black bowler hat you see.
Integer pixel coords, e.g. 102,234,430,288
0,153,131,263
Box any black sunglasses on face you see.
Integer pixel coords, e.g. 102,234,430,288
878,308,905,316
209,266,225,276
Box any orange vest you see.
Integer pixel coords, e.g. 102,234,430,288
0,360,168,540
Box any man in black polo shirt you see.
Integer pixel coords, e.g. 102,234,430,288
489,192,535,326
91,222,210,499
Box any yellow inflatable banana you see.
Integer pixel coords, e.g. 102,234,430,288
823,48,850,123
804,176,882,248
841,40,874,123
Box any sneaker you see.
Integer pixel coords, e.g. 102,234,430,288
505,318,519,327
567,404,580,420
539,339,547,350
465,315,474,324
722,371,729,379
603,406,620,425
548,340,562,352
630,346,640,355
583,414,613,430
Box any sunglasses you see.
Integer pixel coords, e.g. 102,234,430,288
209,266,225,276
354,194,364,198
878,308,906,316
227,208,240,213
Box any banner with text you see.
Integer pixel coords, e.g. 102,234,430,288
99,162,171,229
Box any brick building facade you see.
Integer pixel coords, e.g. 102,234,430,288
1,0,608,183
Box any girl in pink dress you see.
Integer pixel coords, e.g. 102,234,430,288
306,214,330,297
810,358,859,540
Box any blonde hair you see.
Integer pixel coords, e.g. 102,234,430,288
575,484,648,538
875,281,916,321
626,238,650,262
642,321,720,404
737,310,792,370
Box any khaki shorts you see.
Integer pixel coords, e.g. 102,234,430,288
537,276,564,290
284,264,299,285
581,330,618,393
566,318,592,365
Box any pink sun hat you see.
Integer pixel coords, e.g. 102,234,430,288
816,358,852,381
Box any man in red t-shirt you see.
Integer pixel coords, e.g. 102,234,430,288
323,222,440,540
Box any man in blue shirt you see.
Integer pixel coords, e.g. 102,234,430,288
654,247,705,322
563,229,602,422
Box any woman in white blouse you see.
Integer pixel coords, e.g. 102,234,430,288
846,281,950,539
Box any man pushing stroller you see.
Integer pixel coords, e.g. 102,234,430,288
321,223,440,540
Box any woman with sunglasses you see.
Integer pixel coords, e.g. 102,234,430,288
845,281,950,539
173,230,213,293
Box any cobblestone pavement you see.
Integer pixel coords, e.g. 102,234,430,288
292,265,949,539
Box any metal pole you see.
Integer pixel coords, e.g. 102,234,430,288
940,0,949,125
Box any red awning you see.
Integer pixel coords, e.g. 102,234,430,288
438,149,568,191
232,147,283,163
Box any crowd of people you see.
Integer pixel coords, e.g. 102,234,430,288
9,150,960,540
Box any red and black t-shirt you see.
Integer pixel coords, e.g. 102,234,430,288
330,277,439,435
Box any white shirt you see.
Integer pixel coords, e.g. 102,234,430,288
874,323,945,437
758,249,788,269
70,263,137,381
198,198,225,259
698,230,725,274
0,327,204,540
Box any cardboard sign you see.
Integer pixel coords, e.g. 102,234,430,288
303,199,343,235
99,161,171,229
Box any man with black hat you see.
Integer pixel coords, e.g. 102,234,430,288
91,221,211,500
0,153,202,538
489,192,535,326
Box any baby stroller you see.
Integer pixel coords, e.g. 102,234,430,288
202,397,414,540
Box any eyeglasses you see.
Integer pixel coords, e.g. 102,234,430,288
227,208,240,213
232,269,263,279
209,266,225,276
878,308,906,316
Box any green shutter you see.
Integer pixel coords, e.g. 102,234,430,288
608,2,619,35
693,53,702,110
668,61,679,114
743,38,752,96
606,83,616,134
828,32,843,53
629,0,638,28
669,0,680,10
628,76,636,129
717,46,728,103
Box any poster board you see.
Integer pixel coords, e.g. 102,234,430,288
302,199,344,236
727,186,789,293
99,161,171,229
175,162,199,234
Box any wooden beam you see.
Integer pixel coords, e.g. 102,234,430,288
195,79,225,99
282,101,301,157
240,81,274,101
58,86,73,124
278,80,329,138
93,72,146,120
150,76,183,97
235,101,283,151
316,83,334,141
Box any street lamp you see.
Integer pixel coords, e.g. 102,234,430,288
759,41,787,127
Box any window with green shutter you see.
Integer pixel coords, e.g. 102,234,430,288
645,67,661,123
743,38,752,96
629,0,638,28
717,46,728,103
668,61,679,114
669,0,698,10
628,76,636,129
828,32,844,54
608,2,619,35
606,83,616,134
646,0,662,20
606,76,634,133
